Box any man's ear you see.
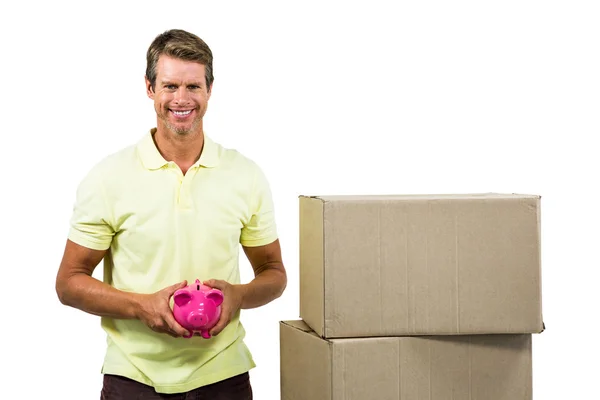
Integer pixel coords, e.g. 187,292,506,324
145,76,154,99
207,82,213,100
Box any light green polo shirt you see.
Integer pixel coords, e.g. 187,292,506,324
67,128,278,394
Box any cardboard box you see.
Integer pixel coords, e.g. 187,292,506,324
280,320,533,400
299,194,543,337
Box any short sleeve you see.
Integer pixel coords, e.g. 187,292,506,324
240,164,278,247
67,164,115,251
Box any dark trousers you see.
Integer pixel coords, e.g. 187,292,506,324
100,372,252,400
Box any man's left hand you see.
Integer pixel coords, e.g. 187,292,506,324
202,279,246,337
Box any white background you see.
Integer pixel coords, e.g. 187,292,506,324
1,1,598,398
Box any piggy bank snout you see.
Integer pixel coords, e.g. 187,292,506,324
187,311,209,327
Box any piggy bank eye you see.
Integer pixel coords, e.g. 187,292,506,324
197,284,200,291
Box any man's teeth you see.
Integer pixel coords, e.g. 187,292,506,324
173,110,192,116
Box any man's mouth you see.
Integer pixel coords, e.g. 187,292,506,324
171,109,193,117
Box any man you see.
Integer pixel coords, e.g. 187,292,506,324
55,29,287,399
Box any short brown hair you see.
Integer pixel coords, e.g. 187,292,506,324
146,29,214,91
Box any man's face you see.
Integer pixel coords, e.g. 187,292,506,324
146,55,212,136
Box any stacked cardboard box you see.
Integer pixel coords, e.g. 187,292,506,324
281,194,544,399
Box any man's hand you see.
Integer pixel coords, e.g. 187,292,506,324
202,279,246,337
136,280,191,338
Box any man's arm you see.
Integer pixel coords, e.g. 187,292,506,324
240,238,287,308
56,239,137,318
55,239,190,337
204,238,287,336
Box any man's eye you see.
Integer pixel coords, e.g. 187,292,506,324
188,85,200,90
165,85,177,90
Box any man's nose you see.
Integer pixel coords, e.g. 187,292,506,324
173,87,191,104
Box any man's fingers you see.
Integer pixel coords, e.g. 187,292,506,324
203,279,226,290
203,279,216,287
163,312,190,337
210,322,225,336
165,280,188,295
210,310,231,336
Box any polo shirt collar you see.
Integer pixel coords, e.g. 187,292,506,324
195,134,219,168
137,129,220,170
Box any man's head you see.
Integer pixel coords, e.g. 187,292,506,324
146,29,214,93
145,30,214,136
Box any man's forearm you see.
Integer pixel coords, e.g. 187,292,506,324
240,268,287,309
57,274,141,319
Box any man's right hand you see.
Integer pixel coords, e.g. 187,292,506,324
135,280,191,338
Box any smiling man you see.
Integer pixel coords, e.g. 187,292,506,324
55,29,287,399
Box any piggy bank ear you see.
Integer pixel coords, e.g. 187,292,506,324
206,290,223,307
174,290,192,307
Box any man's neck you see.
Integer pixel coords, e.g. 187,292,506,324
153,126,205,175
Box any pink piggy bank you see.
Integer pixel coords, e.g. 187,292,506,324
172,279,223,339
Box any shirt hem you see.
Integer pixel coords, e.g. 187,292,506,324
240,235,278,247
68,229,111,251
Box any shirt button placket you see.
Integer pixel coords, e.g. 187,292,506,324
180,171,194,211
